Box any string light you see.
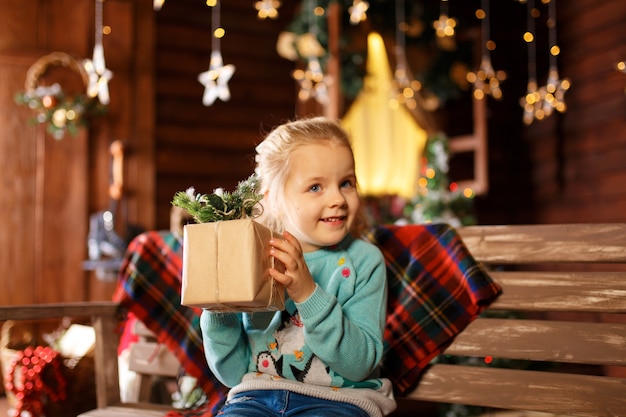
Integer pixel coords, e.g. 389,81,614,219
390,0,425,111
255,0,281,19
540,0,569,116
467,0,506,100
519,0,569,124
392,0,410,104
617,61,626,94
198,0,235,106
520,0,543,124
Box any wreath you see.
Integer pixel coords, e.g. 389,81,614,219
14,52,106,140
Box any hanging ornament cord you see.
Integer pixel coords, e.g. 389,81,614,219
293,0,329,105
392,0,421,111
391,0,437,129
84,0,113,105
469,0,505,100
211,1,220,57
198,0,235,106
543,0,569,116
520,0,541,125
394,0,408,87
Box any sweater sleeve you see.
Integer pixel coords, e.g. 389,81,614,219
200,310,250,387
296,242,387,382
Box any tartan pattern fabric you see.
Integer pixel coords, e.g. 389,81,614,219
112,231,228,413
367,223,502,395
113,223,501,416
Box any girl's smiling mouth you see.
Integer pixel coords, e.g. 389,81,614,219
322,216,346,224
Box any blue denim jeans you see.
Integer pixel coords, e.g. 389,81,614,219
216,389,370,417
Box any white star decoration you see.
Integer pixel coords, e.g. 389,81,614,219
198,50,235,106
348,0,369,25
294,57,329,105
84,44,113,105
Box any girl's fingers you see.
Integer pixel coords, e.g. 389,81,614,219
281,231,302,251
269,247,291,270
270,232,301,260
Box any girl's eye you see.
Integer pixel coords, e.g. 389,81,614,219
309,184,321,192
341,180,355,189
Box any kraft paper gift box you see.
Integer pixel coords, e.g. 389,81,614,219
181,218,285,311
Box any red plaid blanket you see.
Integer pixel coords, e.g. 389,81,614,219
114,224,501,415
366,223,502,394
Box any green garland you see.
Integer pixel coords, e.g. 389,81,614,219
283,0,473,103
171,174,263,223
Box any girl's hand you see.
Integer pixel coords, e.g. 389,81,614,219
268,231,317,303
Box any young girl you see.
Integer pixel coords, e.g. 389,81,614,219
200,117,396,417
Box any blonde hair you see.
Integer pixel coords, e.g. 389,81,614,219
255,116,368,237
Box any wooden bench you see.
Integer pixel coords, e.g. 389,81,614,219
397,223,626,416
1,223,625,417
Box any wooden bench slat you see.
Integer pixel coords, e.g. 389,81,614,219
489,271,626,313
459,223,626,263
445,318,626,366
78,405,168,417
409,364,626,417
0,302,119,321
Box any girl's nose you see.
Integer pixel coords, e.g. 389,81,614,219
328,187,347,207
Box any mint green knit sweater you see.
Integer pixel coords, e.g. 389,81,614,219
200,234,396,416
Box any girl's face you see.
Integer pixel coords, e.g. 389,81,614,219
282,141,360,252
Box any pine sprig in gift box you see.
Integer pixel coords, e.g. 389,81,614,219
171,174,262,223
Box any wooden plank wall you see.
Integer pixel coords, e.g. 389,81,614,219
153,0,298,230
0,0,154,304
473,0,626,224
525,0,626,223
0,0,95,304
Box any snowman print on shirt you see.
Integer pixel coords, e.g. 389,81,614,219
255,309,332,386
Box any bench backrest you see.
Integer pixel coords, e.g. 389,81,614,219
405,223,626,416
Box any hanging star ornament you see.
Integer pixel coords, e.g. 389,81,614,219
293,57,330,105
348,0,369,25
198,50,235,106
84,44,113,105
520,79,543,125
84,0,112,105
255,0,281,19
468,55,506,100
467,0,505,100
541,67,570,116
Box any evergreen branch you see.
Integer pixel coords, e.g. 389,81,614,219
172,174,263,223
